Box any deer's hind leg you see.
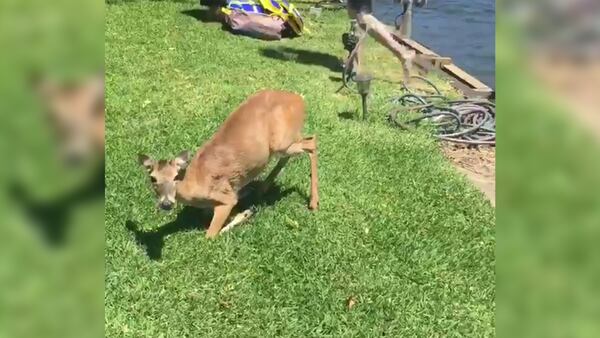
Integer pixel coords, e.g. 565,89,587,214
282,135,319,210
220,208,255,234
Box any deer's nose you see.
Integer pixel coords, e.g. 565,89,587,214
63,150,86,167
159,200,174,211
65,154,83,167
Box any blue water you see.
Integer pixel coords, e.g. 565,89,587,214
374,0,495,88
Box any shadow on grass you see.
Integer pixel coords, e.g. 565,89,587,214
126,207,212,260
180,8,222,23
9,164,105,246
260,47,342,72
199,0,227,6
293,0,345,7
181,1,227,23
338,111,357,120
126,181,307,260
108,0,192,4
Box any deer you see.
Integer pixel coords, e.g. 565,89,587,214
138,90,319,239
33,72,105,167
12,73,105,245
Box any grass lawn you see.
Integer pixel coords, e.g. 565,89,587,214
105,1,495,336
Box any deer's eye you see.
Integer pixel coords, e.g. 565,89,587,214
175,170,185,181
150,176,157,183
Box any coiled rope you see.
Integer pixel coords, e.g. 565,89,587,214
388,76,496,145
340,26,495,146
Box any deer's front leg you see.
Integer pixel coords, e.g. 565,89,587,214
206,203,235,239
303,136,319,210
283,135,319,210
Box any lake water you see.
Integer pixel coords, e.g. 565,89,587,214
374,0,495,88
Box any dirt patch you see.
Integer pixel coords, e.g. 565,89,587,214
359,34,497,204
442,143,495,206
530,56,600,141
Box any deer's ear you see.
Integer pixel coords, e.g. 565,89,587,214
30,74,58,99
138,154,154,171
173,150,190,170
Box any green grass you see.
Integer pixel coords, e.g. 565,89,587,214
105,1,495,336
0,2,103,338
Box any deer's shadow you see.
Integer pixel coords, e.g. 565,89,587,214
125,182,306,260
9,164,105,246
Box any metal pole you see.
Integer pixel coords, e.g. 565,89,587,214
361,93,368,120
355,73,372,121
399,0,413,39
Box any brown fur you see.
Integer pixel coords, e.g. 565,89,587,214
140,90,319,238
35,73,105,165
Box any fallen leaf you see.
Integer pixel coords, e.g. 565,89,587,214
346,296,357,310
188,291,201,300
285,215,299,228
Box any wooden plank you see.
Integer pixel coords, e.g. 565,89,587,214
388,33,494,99
433,57,452,67
442,63,490,90
400,38,437,56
